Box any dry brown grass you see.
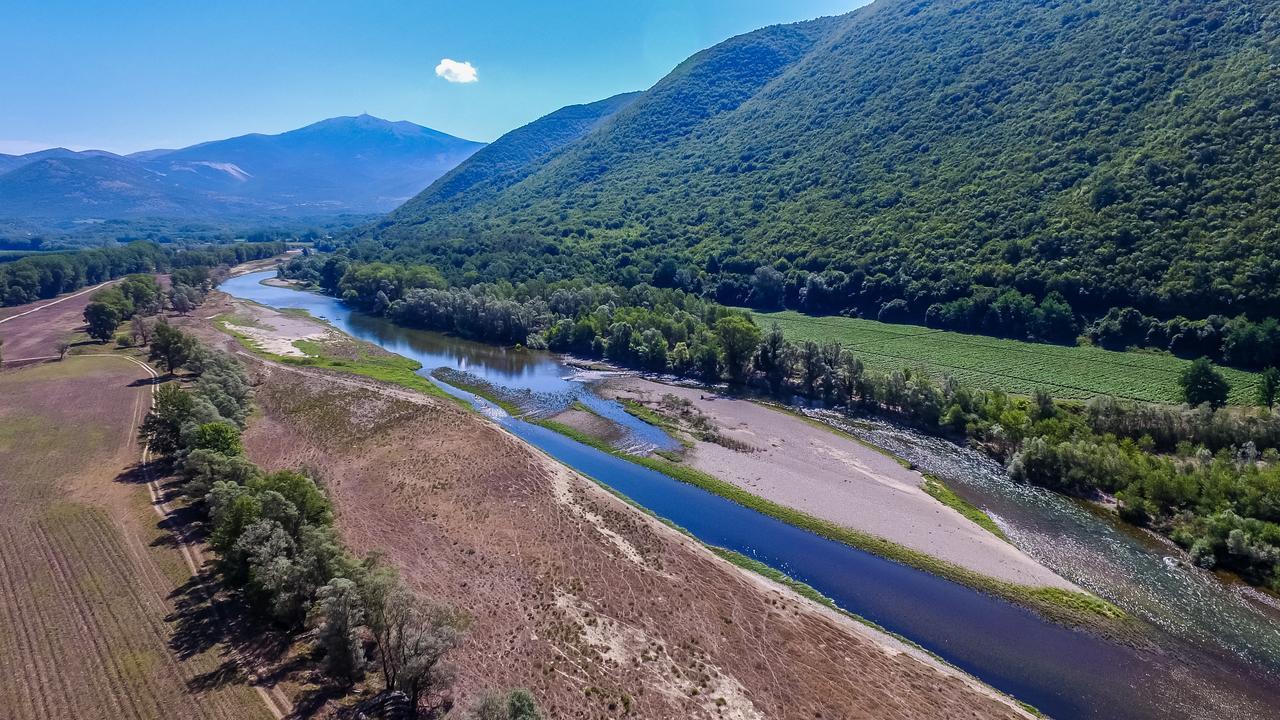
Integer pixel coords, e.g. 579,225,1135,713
240,359,1033,720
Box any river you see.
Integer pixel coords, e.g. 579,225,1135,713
222,271,1280,719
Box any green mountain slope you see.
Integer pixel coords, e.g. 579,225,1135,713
367,0,1280,333
391,92,641,217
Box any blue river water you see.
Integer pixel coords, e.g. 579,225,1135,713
222,271,1279,719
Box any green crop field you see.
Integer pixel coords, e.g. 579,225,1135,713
746,310,1262,405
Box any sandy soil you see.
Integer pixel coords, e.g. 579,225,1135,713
600,378,1077,591
197,293,1033,720
220,302,335,356
547,406,626,444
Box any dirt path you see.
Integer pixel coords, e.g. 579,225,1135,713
599,378,1077,590
0,281,112,324
98,352,291,719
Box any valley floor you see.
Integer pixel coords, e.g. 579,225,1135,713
195,289,1036,719
747,309,1264,405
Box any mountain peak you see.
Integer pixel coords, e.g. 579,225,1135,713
0,115,487,221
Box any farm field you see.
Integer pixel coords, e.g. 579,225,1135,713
746,310,1263,405
0,352,273,719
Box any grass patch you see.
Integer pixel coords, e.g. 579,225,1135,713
922,476,1010,542
620,399,679,434
747,309,1262,405
215,316,466,407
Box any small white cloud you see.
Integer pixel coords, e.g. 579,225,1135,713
435,58,478,84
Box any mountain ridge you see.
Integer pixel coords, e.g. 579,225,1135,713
364,0,1280,330
0,115,485,225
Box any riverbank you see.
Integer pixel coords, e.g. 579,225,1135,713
212,267,1280,719
597,377,1077,592
196,276,1038,719
439,369,1122,627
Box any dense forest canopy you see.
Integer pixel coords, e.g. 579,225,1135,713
353,0,1280,367
0,240,285,306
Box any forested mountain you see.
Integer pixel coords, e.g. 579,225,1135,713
0,148,124,176
0,154,237,218
148,115,484,212
392,92,640,219
0,116,484,226
360,0,1280,359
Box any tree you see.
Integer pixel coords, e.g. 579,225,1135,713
753,323,792,394
1179,357,1230,409
748,266,785,308
83,301,122,343
139,384,196,455
251,470,332,528
181,448,260,498
191,421,243,456
315,578,365,682
798,340,825,395
715,316,761,384
149,321,197,374
130,316,154,346
169,284,203,315
835,354,864,406
1259,367,1280,409
119,274,162,315
55,338,71,360
368,584,466,714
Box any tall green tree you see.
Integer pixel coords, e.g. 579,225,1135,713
191,421,243,456
715,316,761,384
315,578,365,682
1259,367,1280,409
149,321,197,374
139,384,196,454
83,301,122,343
1179,357,1230,409
753,323,792,394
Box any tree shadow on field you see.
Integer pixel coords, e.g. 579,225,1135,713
128,375,166,388
288,683,359,719
168,570,295,694
113,464,205,549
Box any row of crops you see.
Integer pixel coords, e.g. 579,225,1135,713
747,310,1262,405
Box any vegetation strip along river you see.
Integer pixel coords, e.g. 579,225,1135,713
221,271,1280,720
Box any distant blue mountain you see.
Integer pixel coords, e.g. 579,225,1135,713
0,115,484,223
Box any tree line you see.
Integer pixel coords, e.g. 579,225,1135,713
0,240,284,307
131,321,540,717
282,254,1280,591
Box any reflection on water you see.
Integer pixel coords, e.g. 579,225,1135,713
222,272,678,452
222,271,1280,719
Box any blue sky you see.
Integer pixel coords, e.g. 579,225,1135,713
0,0,863,155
